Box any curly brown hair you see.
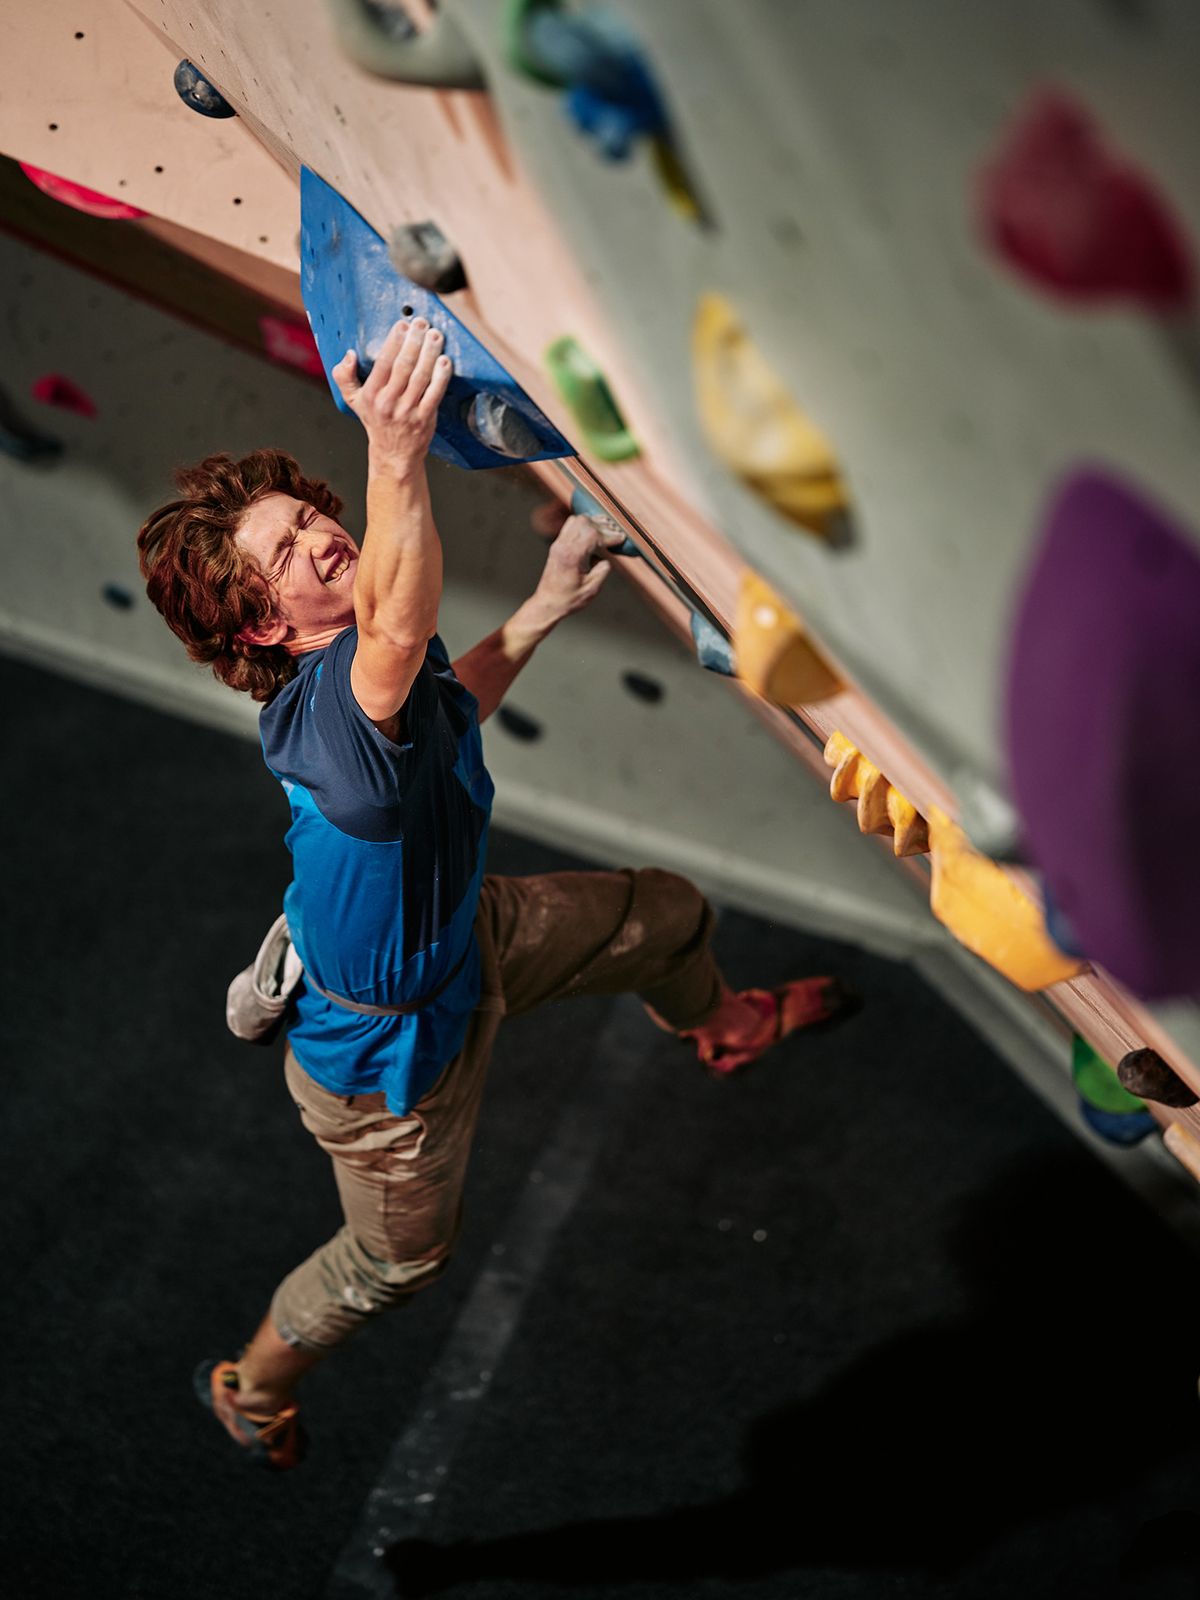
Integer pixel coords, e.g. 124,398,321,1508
136,449,345,703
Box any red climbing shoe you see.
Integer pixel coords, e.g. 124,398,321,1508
683,978,854,1076
193,1359,306,1471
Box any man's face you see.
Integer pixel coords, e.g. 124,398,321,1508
235,492,359,653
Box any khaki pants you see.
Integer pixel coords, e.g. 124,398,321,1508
271,868,723,1353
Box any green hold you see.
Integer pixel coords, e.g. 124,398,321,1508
1071,1035,1147,1115
545,336,640,462
502,0,568,87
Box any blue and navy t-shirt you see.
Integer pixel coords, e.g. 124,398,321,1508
259,626,494,1114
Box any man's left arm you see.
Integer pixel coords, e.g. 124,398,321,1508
452,512,626,722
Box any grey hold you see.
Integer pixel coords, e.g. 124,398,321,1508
464,392,542,460
389,222,468,293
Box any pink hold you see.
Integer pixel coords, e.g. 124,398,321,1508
19,162,146,221
31,373,98,418
977,89,1193,313
259,315,325,378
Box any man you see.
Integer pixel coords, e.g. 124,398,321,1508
137,317,848,1470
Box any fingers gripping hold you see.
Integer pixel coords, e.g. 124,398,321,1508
332,317,453,468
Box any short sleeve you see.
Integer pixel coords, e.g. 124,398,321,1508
304,626,438,839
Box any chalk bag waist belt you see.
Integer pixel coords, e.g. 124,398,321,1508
305,946,471,1017
227,912,469,1045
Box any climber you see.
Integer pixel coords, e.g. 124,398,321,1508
136,316,851,1470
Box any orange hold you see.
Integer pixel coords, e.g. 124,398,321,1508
734,572,841,706
822,732,930,858
926,808,1088,991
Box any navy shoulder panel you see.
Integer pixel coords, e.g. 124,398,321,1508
262,627,444,842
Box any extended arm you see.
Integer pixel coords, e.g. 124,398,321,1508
332,318,452,730
453,512,627,722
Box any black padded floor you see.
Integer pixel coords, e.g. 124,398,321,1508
4,653,1200,1600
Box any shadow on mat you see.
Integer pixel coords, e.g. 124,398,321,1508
383,1154,1200,1594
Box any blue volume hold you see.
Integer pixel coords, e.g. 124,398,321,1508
300,167,573,471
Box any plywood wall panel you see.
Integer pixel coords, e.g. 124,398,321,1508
0,1,300,268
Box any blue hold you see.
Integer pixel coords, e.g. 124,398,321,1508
564,81,661,161
526,10,668,161
569,487,638,556
300,167,573,471
566,485,736,677
173,60,236,119
690,612,736,677
1077,1098,1157,1147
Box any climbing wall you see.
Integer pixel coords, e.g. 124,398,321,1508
5,0,1200,1176
0,226,932,961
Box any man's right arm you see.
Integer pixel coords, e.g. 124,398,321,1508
332,318,453,729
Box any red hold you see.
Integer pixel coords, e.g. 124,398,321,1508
259,315,325,379
31,374,98,418
19,162,145,221
978,89,1193,312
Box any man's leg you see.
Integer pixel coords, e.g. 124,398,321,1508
479,866,845,1066
208,989,504,1457
224,866,721,1427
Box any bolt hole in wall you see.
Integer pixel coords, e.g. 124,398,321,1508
497,706,543,742
496,671,665,740
622,671,664,704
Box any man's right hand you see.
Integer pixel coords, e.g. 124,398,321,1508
332,318,452,476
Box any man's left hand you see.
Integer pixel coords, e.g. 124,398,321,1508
530,513,628,625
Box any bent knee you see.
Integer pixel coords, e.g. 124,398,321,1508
350,1238,454,1311
631,868,713,953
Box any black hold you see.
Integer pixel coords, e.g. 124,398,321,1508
622,671,664,704
102,583,135,611
1117,1047,1199,1108
173,59,237,119
389,221,468,293
497,706,543,742
464,392,541,459
0,384,62,464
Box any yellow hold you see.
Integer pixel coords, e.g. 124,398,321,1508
735,572,841,705
693,293,848,538
823,732,930,858
926,808,1088,991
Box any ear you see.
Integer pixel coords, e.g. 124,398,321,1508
237,613,289,648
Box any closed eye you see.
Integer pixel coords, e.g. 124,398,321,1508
270,509,319,577
269,537,295,579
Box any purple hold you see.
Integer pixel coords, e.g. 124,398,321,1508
1005,467,1200,998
